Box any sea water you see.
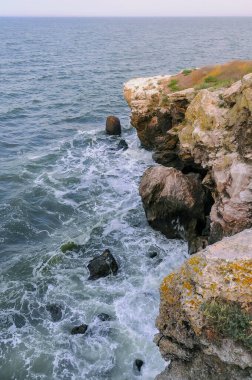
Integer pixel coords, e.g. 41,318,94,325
0,17,252,380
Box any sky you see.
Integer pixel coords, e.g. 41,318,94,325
0,0,251,17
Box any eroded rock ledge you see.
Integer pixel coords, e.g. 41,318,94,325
124,60,252,248
155,229,252,380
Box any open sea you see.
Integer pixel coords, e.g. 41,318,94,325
0,17,252,380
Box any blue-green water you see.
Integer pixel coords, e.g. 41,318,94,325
0,17,252,380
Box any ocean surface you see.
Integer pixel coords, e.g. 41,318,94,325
0,17,252,380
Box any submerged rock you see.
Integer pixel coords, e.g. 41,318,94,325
155,229,252,380
148,251,158,259
46,304,62,322
106,116,121,135
87,249,118,280
97,313,112,322
133,359,144,375
60,241,80,253
13,313,26,328
71,324,88,335
117,139,128,150
139,166,207,253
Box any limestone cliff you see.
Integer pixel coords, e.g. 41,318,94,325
124,60,252,246
124,60,252,379
155,229,252,380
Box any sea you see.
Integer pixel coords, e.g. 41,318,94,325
0,17,252,380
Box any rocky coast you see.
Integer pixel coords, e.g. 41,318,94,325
124,60,252,379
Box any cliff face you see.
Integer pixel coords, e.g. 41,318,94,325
124,61,252,246
124,60,252,379
155,229,252,380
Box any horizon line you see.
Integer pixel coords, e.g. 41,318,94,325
0,15,252,18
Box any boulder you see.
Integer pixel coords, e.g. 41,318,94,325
155,229,252,380
46,304,62,322
139,166,207,253
87,249,118,280
106,116,121,135
71,324,88,335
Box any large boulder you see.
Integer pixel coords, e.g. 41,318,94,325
139,166,207,253
155,229,252,380
87,249,118,280
106,116,121,135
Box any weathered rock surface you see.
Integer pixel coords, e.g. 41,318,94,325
124,61,252,243
87,249,118,280
106,116,122,135
139,166,208,253
155,229,252,380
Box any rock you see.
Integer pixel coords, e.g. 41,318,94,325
97,313,112,322
87,249,118,280
71,324,88,335
133,359,144,374
117,139,128,150
155,229,252,380
106,116,121,135
60,241,80,253
148,251,158,259
46,304,62,322
139,166,207,253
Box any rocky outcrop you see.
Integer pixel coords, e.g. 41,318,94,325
124,61,252,244
139,166,208,253
155,229,252,380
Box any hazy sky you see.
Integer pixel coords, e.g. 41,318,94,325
0,0,251,17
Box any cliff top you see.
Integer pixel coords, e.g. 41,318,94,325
125,60,252,100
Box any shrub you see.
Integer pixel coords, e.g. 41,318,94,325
202,298,252,349
168,79,180,92
182,69,193,76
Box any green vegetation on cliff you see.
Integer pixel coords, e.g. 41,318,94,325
202,298,252,350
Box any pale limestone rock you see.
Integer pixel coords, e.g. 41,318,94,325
155,229,252,380
124,70,252,243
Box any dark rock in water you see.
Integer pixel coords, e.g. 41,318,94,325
106,116,121,135
117,139,128,151
133,359,144,374
60,241,80,253
71,324,88,335
148,251,158,259
87,249,118,280
46,304,62,322
97,313,112,322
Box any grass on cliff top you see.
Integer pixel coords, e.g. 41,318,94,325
162,60,252,94
168,79,181,92
194,76,234,90
202,299,252,350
